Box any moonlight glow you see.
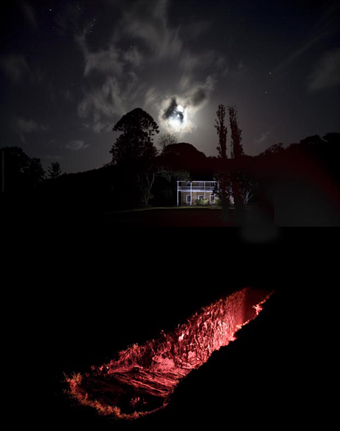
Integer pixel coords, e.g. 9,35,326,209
160,97,197,135
170,107,186,131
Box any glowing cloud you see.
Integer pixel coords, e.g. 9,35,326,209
159,96,196,135
158,76,215,136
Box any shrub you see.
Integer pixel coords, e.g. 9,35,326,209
195,198,209,206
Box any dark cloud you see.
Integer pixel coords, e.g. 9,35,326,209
308,47,340,91
0,54,30,83
76,31,124,77
119,0,183,60
22,2,38,28
185,20,212,40
190,88,208,107
12,117,49,143
254,130,272,145
163,98,183,122
65,140,89,151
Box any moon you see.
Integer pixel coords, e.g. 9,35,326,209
160,97,196,135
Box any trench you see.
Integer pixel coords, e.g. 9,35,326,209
65,287,273,420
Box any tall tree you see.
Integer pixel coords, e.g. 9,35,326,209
25,157,45,188
48,161,62,180
214,104,231,217
228,106,245,216
0,146,45,191
215,104,228,160
228,106,244,159
110,108,159,167
110,108,159,206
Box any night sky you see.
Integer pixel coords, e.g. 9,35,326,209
1,0,339,174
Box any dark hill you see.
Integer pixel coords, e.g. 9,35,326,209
159,143,212,179
162,143,207,159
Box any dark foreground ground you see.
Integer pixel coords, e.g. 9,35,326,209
104,208,232,227
103,205,340,227
104,207,252,228
5,207,336,430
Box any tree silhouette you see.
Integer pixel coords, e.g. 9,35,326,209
260,143,285,157
228,106,245,215
215,104,228,160
214,104,231,218
158,133,178,153
0,146,44,191
110,108,159,206
228,106,244,159
110,108,159,167
48,162,62,180
214,105,256,219
299,135,325,147
26,157,45,188
323,132,340,145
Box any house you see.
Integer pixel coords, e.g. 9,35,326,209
177,181,217,206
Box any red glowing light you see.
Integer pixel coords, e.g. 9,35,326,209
65,288,273,420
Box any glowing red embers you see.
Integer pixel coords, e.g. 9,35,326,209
65,287,273,420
